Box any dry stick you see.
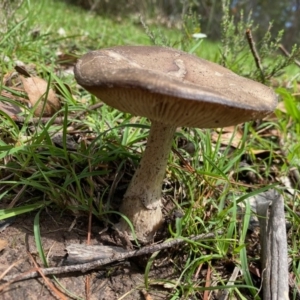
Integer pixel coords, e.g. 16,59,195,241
0,259,24,281
27,252,68,300
12,115,65,125
0,268,37,292
193,263,203,280
218,266,241,300
279,44,300,68
2,232,217,283
245,28,265,82
73,102,104,119
203,264,211,300
256,190,289,300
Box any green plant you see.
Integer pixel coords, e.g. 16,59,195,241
220,0,300,82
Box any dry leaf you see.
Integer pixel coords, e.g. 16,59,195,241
0,99,22,116
56,52,78,65
250,149,272,155
3,70,20,87
141,290,153,300
0,239,8,251
20,75,61,117
14,65,31,77
276,101,287,113
256,102,282,120
1,88,29,103
53,81,72,97
212,126,243,148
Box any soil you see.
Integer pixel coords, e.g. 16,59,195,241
0,209,179,300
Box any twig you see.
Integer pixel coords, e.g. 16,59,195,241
27,252,67,300
245,28,265,82
0,259,24,281
73,102,104,119
217,266,241,300
8,185,27,209
193,263,203,280
12,115,66,125
279,44,300,68
2,232,218,283
0,268,37,292
203,264,211,300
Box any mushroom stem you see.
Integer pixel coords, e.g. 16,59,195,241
116,120,177,242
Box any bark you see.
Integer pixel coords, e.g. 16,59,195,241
256,190,289,300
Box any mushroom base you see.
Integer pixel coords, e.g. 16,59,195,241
115,195,163,242
115,121,177,243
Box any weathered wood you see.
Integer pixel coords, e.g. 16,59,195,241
66,244,128,264
256,189,289,300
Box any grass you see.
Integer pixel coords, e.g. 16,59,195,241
0,0,300,299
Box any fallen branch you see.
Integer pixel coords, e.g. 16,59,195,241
2,232,218,283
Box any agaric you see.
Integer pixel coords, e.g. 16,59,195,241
75,46,277,243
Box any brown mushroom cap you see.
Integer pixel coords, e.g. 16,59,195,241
74,46,277,128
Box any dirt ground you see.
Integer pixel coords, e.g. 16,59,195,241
0,209,180,300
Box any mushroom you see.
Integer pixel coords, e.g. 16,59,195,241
74,45,277,243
